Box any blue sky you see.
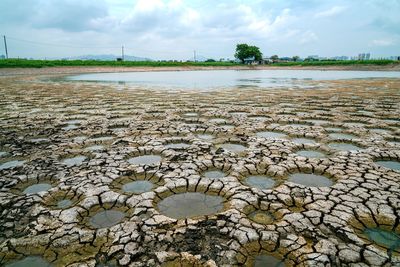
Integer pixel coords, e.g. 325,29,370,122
0,0,399,60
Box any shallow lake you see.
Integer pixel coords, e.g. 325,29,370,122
66,70,400,89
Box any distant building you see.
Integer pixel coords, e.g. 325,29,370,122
243,56,256,64
358,53,371,60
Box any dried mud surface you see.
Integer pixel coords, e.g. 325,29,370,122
0,71,400,266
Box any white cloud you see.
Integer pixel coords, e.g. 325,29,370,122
315,6,347,18
370,39,395,46
300,30,319,44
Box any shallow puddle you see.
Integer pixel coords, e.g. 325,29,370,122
5,256,53,267
128,155,162,165
85,145,104,151
196,134,214,140
248,210,275,225
57,199,73,209
375,160,400,170
296,150,326,158
244,175,275,189
220,124,235,130
363,227,400,251
292,138,316,145
23,183,52,194
165,142,191,149
122,180,154,194
0,160,25,170
328,142,362,151
89,210,126,228
209,118,227,124
256,131,287,139
288,173,333,187
325,127,343,132
329,133,356,140
305,119,329,125
217,143,246,153
62,156,87,167
157,192,224,219
253,255,285,267
183,112,199,117
203,170,226,179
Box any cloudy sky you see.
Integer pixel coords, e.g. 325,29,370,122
1,0,399,60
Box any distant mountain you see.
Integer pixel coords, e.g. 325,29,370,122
65,54,152,61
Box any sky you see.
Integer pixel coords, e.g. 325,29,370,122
0,0,399,60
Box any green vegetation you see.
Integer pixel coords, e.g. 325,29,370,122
235,43,262,63
0,58,397,68
272,59,397,66
0,59,239,68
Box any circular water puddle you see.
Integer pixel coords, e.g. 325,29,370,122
57,199,73,209
329,133,356,140
203,170,226,179
23,183,52,194
183,112,199,117
328,142,362,151
256,131,287,139
375,160,400,170
165,142,191,149
291,138,316,145
128,155,162,165
5,256,53,267
157,192,224,219
217,143,246,153
62,124,78,130
230,112,248,116
0,160,25,170
122,180,154,194
62,156,87,167
248,210,275,225
196,134,214,140
288,173,333,187
253,255,285,267
89,210,126,229
363,227,400,251
220,124,235,130
305,119,329,125
325,127,343,132
209,118,227,124
296,150,326,159
244,175,275,190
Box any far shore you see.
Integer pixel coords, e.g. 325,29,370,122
1,64,400,77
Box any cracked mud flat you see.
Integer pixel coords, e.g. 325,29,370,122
0,71,400,267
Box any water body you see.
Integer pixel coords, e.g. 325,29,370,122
256,131,287,139
89,210,126,228
196,134,214,140
288,173,333,187
122,180,154,194
329,133,357,140
375,160,400,170
245,175,276,189
328,142,362,151
292,138,316,145
248,210,275,225
5,256,53,267
253,255,285,267
0,160,25,170
62,156,87,167
296,150,327,158
165,142,191,149
203,170,226,179
363,227,400,251
57,199,73,209
128,155,162,165
157,192,224,219
67,70,400,90
23,183,52,194
217,143,247,153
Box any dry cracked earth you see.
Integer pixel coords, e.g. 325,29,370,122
0,73,400,267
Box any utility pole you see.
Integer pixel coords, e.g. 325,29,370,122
194,50,196,62
122,45,124,61
3,35,8,59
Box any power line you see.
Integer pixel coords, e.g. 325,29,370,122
3,35,8,59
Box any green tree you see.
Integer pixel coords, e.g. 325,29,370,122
270,55,279,62
235,44,263,63
292,56,299,62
